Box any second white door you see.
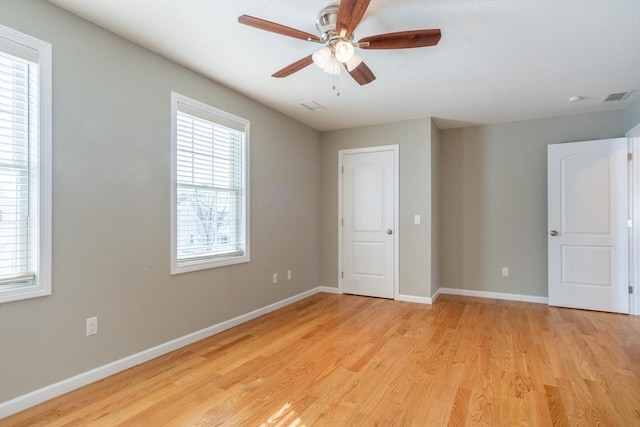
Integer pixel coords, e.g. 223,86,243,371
340,146,397,299
548,138,629,313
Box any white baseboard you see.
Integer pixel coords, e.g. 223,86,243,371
431,287,442,302
0,286,328,419
438,287,548,304
395,294,433,304
317,285,340,294
322,286,434,304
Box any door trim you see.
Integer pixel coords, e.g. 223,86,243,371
338,145,399,298
628,123,640,316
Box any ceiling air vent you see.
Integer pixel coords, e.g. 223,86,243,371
300,100,325,112
601,91,633,103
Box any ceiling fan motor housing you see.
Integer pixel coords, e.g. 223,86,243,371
316,5,340,42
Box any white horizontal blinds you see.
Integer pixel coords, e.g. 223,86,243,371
176,105,245,263
0,49,38,286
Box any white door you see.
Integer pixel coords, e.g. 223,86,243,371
339,146,398,299
548,138,629,313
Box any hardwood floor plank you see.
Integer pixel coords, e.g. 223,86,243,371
3,293,639,426
545,386,569,426
446,387,471,426
526,391,554,427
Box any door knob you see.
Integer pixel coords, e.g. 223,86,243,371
550,230,558,236
387,229,393,235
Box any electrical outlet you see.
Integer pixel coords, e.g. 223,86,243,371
502,267,509,277
287,270,292,280
86,316,98,336
273,273,278,284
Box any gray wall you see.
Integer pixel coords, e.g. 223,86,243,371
438,110,626,297
0,0,320,402
319,118,434,297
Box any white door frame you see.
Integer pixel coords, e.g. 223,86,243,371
338,145,399,298
628,123,640,316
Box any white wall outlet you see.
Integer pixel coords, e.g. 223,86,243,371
287,270,292,280
502,267,509,277
414,214,421,225
273,273,278,284
86,316,98,336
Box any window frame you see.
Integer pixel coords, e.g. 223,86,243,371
0,25,52,303
170,92,250,274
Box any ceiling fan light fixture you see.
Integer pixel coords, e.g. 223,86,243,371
312,46,332,69
335,40,355,63
323,57,341,75
345,54,363,72
238,2,440,86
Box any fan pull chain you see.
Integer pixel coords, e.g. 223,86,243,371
332,69,340,97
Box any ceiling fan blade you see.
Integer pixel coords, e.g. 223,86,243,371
272,55,314,78
336,0,371,36
238,15,321,42
345,61,376,86
359,29,441,49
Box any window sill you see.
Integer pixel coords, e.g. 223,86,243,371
0,284,51,304
170,254,250,275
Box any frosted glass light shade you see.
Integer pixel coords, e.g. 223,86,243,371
335,40,355,63
323,57,341,75
312,47,331,69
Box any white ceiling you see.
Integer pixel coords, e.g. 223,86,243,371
50,0,640,131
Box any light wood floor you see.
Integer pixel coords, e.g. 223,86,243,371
3,293,640,426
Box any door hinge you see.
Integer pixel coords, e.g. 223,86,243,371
341,272,344,279
629,153,633,161
630,286,634,294
341,166,344,174
341,218,344,226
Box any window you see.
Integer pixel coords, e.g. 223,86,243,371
170,92,249,274
0,26,52,303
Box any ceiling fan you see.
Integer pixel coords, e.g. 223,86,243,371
238,0,441,86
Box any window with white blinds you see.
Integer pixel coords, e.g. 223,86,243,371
0,25,51,303
171,92,249,274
